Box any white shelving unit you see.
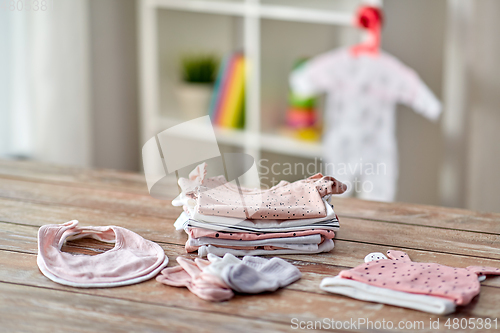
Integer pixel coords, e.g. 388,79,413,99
137,0,367,183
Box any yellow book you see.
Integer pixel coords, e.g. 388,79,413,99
229,57,246,128
220,55,245,128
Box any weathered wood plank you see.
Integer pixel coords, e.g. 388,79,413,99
333,197,500,235
335,217,500,260
0,159,154,195
0,281,297,333
0,178,180,219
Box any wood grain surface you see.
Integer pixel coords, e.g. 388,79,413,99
0,159,499,332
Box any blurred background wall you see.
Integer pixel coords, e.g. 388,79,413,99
1,0,499,213
382,0,446,206
466,0,500,212
89,0,139,171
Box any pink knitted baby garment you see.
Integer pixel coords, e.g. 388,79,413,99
339,250,500,305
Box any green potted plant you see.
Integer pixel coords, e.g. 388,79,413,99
176,53,219,119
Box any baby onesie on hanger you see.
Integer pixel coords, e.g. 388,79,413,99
291,48,441,201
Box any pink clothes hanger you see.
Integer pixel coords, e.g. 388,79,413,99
350,6,383,57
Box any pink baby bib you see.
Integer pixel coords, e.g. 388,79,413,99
37,220,168,288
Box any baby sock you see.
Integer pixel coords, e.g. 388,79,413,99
241,255,269,269
259,257,303,287
203,253,242,280
222,264,279,293
221,257,302,293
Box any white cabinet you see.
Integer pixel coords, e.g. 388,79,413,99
137,0,370,183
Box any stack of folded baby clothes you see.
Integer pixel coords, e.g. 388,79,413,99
172,163,347,257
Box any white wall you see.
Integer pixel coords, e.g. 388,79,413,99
466,0,500,212
89,0,140,171
382,0,447,205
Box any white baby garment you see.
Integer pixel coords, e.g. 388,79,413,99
198,239,334,257
320,276,456,315
291,48,441,201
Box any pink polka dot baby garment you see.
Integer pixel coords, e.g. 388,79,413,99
337,250,500,305
181,162,347,220
320,249,500,314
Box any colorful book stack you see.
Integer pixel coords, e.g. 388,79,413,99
208,52,246,129
285,58,320,141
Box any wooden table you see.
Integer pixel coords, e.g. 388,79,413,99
0,159,499,332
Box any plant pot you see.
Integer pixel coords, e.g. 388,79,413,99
175,83,213,120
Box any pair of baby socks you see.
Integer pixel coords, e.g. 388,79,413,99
157,254,302,301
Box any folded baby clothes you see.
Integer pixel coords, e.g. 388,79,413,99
320,250,500,315
157,254,301,301
198,239,335,257
37,220,168,288
187,234,323,251
180,163,346,220
176,209,338,256
175,194,340,228
186,227,336,240
182,214,340,233
173,163,345,257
